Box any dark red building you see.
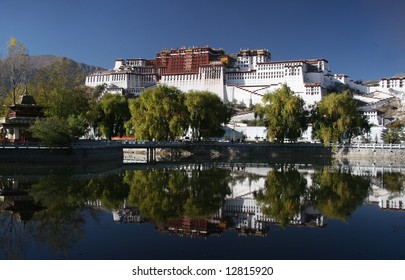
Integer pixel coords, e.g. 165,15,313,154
153,47,225,74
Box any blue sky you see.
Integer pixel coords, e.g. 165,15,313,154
1,0,404,81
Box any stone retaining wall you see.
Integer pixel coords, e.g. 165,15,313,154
333,146,405,165
0,146,123,163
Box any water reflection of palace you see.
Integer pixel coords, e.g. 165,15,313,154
2,164,404,240
221,171,325,236
108,167,327,237
111,199,144,223
222,197,325,232
333,164,405,211
368,184,405,211
344,165,405,178
158,217,225,237
347,166,405,211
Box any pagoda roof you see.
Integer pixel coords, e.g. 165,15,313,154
18,94,37,105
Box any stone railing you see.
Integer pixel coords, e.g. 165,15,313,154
336,143,404,150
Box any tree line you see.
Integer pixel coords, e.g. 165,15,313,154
255,84,373,145
27,84,377,146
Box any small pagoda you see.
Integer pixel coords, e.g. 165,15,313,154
0,90,44,142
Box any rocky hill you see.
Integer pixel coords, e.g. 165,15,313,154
379,97,405,121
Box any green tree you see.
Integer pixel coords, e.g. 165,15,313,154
26,56,94,126
0,59,5,98
25,57,90,116
254,167,307,227
256,84,308,143
21,56,93,144
66,114,88,140
2,37,30,105
184,90,234,140
128,85,188,141
0,37,30,117
347,111,371,143
312,91,370,145
381,120,404,144
28,57,87,102
26,87,91,146
85,99,104,138
44,88,90,119
29,115,87,146
98,93,130,139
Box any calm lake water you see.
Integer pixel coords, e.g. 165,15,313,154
1,160,405,260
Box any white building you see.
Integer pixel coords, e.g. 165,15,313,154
223,123,267,142
86,46,403,142
367,74,405,98
85,47,366,107
353,91,397,142
85,58,158,96
160,63,226,100
224,55,332,107
162,55,339,108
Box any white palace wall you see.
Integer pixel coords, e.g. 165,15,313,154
161,65,226,99
86,50,382,108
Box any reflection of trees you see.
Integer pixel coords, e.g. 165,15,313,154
254,167,307,227
125,169,188,224
253,166,372,226
383,173,405,193
0,171,131,257
230,170,262,189
29,175,89,256
0,180,35,259
185,168,231,218
86,173,130,210
311,167,371,221
125,168,231,224
0,211,27,259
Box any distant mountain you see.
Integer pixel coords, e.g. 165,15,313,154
29,55,104,75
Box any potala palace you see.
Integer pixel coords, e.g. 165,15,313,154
85,46,405,141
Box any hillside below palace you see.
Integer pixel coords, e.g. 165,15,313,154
85,46,404,108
